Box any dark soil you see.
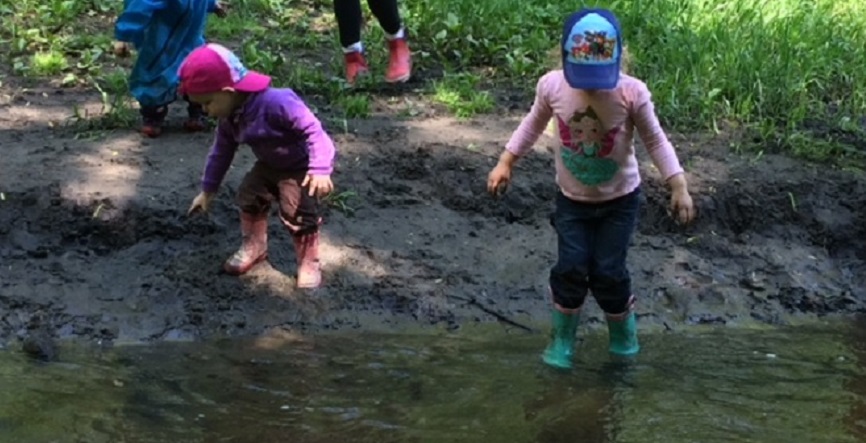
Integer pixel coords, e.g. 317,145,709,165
1,87,865,348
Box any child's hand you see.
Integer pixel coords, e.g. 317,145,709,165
487,164,511,196
214,1,228,17
303,174,334,197
487,151,517,197
668,174,695,224
671,189,694,224
188,191,215,215
113,41,130,57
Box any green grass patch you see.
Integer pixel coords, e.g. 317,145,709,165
1,0,119,75
335,93,372,119
322,190,359,216
69,72,139,136
1,0,865,163
29,50,68,76
405,0,866,161
432,72,493,118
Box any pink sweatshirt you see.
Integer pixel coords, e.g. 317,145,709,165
506,70,683,203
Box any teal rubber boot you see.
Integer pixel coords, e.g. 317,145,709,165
541,310,580,369
607,311,640,356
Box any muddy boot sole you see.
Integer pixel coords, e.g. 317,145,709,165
223,253,268,276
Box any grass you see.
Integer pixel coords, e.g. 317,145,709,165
336,93,372,119
322,190,360,216
432,72,494,118
1,0,864,163
29,50,68,76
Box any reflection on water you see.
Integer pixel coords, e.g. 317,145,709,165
1,322,864,443
846,315,866,440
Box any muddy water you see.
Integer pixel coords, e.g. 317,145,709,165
1,322,864,443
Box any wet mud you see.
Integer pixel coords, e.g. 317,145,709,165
1,90,865,348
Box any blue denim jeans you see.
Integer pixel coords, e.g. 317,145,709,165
548,188,640,314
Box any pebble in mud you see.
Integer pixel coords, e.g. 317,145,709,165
21,330,58,362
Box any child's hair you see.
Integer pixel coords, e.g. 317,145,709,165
548,44,632,74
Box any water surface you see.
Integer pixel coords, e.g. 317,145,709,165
1,322,864,442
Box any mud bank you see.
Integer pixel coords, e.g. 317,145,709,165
1,96,865,347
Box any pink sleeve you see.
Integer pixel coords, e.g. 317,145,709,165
505,75,554,157
631,85,684,180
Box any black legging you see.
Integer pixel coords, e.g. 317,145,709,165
333,0,402,47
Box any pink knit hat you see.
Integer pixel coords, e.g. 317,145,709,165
178,43,271,95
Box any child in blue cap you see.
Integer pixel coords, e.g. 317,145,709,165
487,8,695,369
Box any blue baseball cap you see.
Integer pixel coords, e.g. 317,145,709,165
561,8,623,90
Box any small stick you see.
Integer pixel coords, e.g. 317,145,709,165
450,294,538,333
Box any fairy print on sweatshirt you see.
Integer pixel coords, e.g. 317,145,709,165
505,72,684,202
556,106,621,186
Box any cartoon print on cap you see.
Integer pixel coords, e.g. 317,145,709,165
570,30,617,62
564,12,619,66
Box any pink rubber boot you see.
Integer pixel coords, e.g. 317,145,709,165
223,212,268,275
292,231,321,288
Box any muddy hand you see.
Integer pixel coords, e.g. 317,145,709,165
671,189,695,225
188,191,215,215
494,182,508,197
487,166,512,197
302,174,334,197
113,41,130,57
488,151,517,197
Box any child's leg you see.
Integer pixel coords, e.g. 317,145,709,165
275,171,323,288
334,0,364,49
333,0,369,84
183,94,206,132
589,188,641,356
139,105,168,138
367,0,411,82
367,0,402,35
549,192,594,312
543,192,595,369
224,162,275,275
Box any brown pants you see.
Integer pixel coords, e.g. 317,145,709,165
236,162,322,235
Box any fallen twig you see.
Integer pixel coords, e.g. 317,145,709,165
449,293,538,333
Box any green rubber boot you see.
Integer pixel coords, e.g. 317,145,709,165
541,309,580,369
607,311,640,356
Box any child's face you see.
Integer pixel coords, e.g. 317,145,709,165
572,115,603,143
188,91,238,118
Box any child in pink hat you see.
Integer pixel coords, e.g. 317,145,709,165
180,43,337,289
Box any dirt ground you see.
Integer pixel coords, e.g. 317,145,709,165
1,85,865,348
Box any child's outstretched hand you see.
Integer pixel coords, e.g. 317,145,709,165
214,1,228,17
303,174,334,197
188,191,215,215
668,174,695,224
113,41,130,57
487,151,517,197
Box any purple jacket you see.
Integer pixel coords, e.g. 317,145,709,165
201,88,336,193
